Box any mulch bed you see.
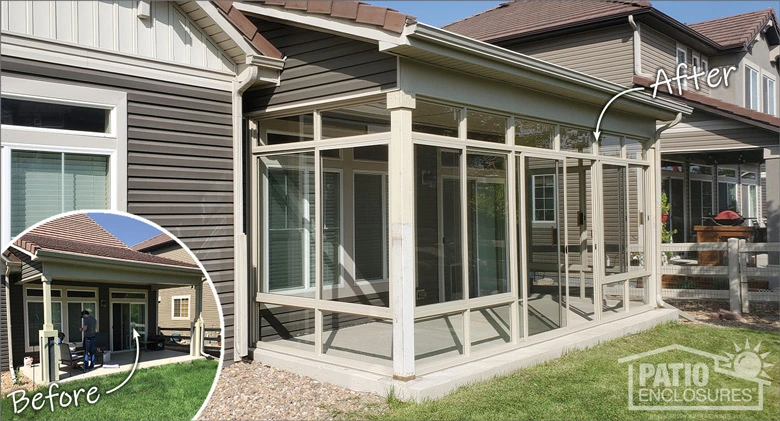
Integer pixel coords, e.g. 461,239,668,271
666,299,779,332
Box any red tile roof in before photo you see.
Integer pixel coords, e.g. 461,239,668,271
12,214,197,269
688,8,778,49
443,0,651,42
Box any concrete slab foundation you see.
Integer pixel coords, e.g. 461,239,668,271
253,307,678,401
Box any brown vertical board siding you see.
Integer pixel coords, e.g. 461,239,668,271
243,19,397,111
0,56,237,362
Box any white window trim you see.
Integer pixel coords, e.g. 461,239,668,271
1,75,127,245
23,286,99,352
762,73,777,117
171,295,191,320
531,174,557,224
676,45,688,90
743,61,761,111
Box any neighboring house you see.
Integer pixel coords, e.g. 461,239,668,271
0,0,286,368
2,0,711,398
132,234,221,343
444,1,780,248
0,213,204,382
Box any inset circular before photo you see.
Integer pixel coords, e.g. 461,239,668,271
1,211,223,421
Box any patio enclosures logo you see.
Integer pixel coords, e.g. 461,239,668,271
619,341,773,411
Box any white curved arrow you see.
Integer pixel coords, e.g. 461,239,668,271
593,87,646,141
106,329,140,394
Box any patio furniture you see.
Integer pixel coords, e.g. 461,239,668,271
57,343,84,378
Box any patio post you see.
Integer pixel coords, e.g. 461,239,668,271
190,281,204,357
387,91,416,381
38,272,59,383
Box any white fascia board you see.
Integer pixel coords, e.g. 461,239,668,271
232,1,406,46
196,0,262,58
397,23,692,117
1,33,234,91
35,249,204,279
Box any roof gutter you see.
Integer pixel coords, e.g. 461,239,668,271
34,249,203,276
400,23,691,116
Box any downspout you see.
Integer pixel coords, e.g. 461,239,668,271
629,15,653,79
653,113,694,320
232,66,259,361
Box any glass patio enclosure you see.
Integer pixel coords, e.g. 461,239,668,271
252,91,655,379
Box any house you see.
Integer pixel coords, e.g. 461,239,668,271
132,234,221,347
0,0,287,372
443,1,780,251
3,0,698,398
1,213,205,383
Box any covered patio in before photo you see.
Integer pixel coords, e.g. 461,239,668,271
239,1,693,395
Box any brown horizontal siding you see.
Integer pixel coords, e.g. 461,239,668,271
244,18,397,111
506,26,634,87
661,127,778,152
1,55,237,361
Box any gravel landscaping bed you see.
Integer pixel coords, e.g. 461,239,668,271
1,370,37,396
198,360,387,421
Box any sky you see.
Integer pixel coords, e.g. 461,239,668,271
369,1,778,28
88,212,163,247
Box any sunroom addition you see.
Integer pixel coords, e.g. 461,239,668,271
252,88,670,379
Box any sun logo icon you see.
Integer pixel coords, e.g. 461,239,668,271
721,340,773,380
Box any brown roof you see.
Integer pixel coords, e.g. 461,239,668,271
213,1,284,59
633,75,780,131
131,233,175,252
443,0,651,42
249,1,416,33
13,214,197,269
688,8,777,49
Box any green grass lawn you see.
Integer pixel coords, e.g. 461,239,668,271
374,323,780,421
2,359,218,421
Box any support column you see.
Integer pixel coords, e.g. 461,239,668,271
765,150,779,289
191,281,204,357
38,273,58,383
387,91,416,381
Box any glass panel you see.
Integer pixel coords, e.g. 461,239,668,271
470,304,511,353
718,168,736,178
467,153,508,298
560,126,592,154
322,172,340,286
261,152,315,294
742,172,757,180
718,182,737,212
565,158,594,307
629,277,648,306
764,77,776,115
412,101,459,137
690,164,712,175
352,145,388,162
599,134,622,157
466,110,505,143
321,101,390,139
524,156,565,335
354,174,385,281
28,302,62,347
261,114,313,145
602,280,626,319
67,290,96,298
602,164,628,275
321,312,392,366
415,312,464,363
662,161,684,172
624,138,644,160
515,119,554,149
26,289,62,297
110,292,145,299
416,145,463,305
662,178,685,243
259,305,315,352
1,98,110,133
629,167,645,271
130,303,146,342
11,151,108,237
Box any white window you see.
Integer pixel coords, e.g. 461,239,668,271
745,65,759,111
763,75,776,116
676,47,688,89
532,174,556,222
0,75,127,244
172,296,190,320
353,172,388,282
701,59,708,74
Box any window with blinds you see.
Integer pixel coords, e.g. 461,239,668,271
10,150,109,236
354,173,387,281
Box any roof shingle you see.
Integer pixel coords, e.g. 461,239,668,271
253,1,415,33
688,8,777,48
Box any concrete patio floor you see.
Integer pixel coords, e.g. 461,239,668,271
19,349,204,386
